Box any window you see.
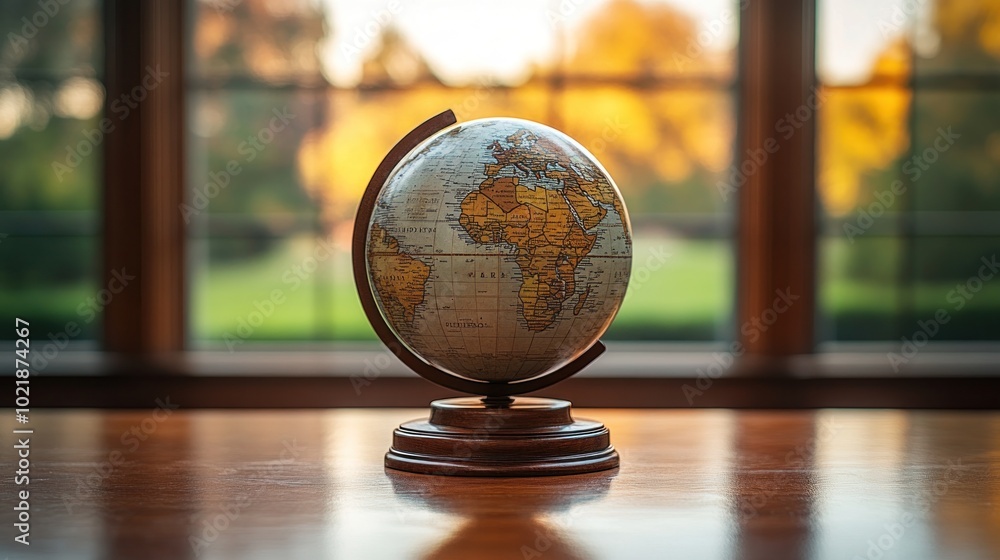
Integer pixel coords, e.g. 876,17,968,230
6,0,1000,407
818,0,1000,350
0,0,104,352
186,0,739,350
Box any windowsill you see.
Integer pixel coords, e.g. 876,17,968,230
25,341,1000,378
15,341,1000,408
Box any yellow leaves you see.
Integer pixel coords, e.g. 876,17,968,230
359,28,434,87
821,166,864,217
294,0,740,227
818,86,911,216
869,39,911,79
565,0,703,78
934,0,994,41
296,94,395,223
194,11,232,61
816,33,917,217
560,88,730,187
192,0,325,79
926,0,1000,61
979,1,1000,58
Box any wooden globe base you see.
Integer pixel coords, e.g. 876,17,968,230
385,397,619,477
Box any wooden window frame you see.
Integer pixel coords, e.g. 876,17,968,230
103,0,186,355
21,0,1000,409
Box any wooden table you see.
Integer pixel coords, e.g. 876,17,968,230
2,408,998,559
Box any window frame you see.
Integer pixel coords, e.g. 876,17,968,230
102,0,185,353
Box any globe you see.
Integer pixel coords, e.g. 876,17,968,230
364,117,632,383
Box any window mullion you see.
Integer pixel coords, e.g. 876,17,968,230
736,0,818,366
103,0,186,355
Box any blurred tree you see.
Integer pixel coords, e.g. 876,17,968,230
823,0,1000,338
818,39,911,216
821,0,1000,220
297,0,734,246
0,0,102,292
190,0,327,261
0,0,102,336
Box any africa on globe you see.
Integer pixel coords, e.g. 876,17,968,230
364,117,632,383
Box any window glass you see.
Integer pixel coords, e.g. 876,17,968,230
188,0,739,345
818,0,1000,343
0,0,103,349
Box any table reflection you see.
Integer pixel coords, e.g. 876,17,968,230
387,469,614,560
729,413,818,560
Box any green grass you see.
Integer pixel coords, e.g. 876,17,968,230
5,235,998,343
606,237,731,339
819,238,1000,340
0,282,101,339
192,235,734,341
192,236,373,340
821,237,1000,313
191,235,1000,341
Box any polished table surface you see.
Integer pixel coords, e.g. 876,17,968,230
2,408,998,559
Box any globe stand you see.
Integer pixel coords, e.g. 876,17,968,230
385,397,619,476
353,109,622,477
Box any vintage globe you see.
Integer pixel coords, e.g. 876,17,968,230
364,117,632,383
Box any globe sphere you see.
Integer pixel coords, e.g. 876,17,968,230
365,117,631,383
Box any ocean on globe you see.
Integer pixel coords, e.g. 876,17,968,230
365,118,632,383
